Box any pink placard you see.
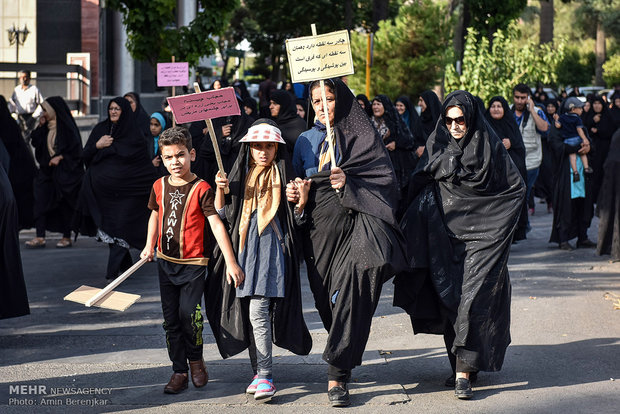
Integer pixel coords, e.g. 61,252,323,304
157,62,189,87
167,87,240,124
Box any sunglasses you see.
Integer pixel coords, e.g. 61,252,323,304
445,116,465,127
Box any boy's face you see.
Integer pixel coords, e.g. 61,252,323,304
250,142,277,167
161,144,195,181
572,107,583,115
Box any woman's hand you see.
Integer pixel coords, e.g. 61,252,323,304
96,135,113,149
294,178,311,212
222,124,232,137
593,114,601,123
215,171,229,190
152,156,161,167
286,180,301,204
48,154,63,167
386,141,396,151
415,146,425,158
591,127,598,134
553,113,559,122
330,167,346,190
502,138,511,150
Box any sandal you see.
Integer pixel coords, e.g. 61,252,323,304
56,238,72,248
25,237,46,248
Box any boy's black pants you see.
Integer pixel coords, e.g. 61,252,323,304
158,261,206,373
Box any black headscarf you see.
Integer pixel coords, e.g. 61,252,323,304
397,90,525,372
243,96,257,120
124,92,150,139
205,118,312,359
414,90,442,147
270,89,306,153
0,95,36,229
355,94,373,118
395,95,419,133
295,98,308,122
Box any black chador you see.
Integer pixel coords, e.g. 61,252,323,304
396,90,525,373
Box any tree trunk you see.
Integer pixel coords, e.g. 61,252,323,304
345,0,353,31
372,0,389,31
595,20,605,86
539,0,554,44
451,0,468,71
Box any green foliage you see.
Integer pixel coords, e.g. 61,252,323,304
445,24,565,103
572,0,620,42
347,0,453,99
466,0,527,39
603,54,620,86
107,0,239,68
556,46,595,86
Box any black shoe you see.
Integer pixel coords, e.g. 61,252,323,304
577,239,596,248
559,242,575,251
572,171,580,182
328,385,350,407
445,372,477,387
455,378,473,400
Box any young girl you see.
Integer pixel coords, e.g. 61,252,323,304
210,119,311,401
149,112,168,177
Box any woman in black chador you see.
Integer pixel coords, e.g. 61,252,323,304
0,95,36,230
395,90,525,400
596,128,620,261
288,79,407,407
412,90,442,157
27,96,84,248
269,89,306,155
485,96,528,241
76,97,155,279
124,92,151,139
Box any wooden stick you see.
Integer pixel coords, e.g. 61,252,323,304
311,24,338,192
85,257,148,307
171,56,176,127
193,82,229,194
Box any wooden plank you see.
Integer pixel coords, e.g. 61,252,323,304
64,285,141,312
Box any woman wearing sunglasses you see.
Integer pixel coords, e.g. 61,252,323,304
395,90,525,400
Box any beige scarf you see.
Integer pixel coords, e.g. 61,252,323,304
41,101,57,157
238,159,281,253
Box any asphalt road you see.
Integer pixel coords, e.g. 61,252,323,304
1,206,619,413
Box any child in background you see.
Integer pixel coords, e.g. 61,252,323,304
149,112,168,177
555,97,593,182
141,126,244,394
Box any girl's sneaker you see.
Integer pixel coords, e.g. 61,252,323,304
254,379,276,400
246,375,259,394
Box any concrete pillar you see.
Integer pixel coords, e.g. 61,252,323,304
112,10,134,95
177,0,196,86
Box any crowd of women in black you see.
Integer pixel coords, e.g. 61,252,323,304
2,78,619,405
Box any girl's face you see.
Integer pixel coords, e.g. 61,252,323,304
546,103,556,115
296,103,305,119
150,118,162,137
395,101,406,115
269,100,280,118
244,105,253,116
592,100,603,113
250,142,277,167
311,85,335,125
125,95,137,112
583,101,591,112
489,101,504,120
445,106,467,140
418,97,427,112
213,80,221,90
372,100,384,117
357,99,366,109
109,102,122,123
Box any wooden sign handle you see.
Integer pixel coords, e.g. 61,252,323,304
193,82,229,194
311,24,339,193
86,257,148,307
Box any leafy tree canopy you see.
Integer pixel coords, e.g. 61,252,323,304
445,24,565,103
466,0,528,39
348,0,454,99
107,0,239,68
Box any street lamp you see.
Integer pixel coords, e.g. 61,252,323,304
7,24,30,63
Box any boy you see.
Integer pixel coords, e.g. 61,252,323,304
554,97,593,182
141,127,244,394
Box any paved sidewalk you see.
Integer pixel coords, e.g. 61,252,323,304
1,207,619,413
